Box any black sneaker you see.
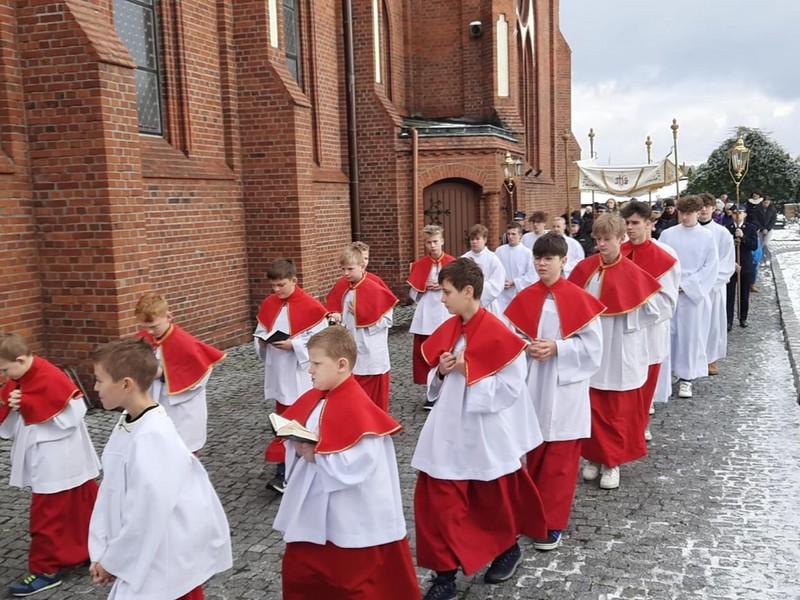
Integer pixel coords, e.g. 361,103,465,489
533,530,562,551
266,475,287,493
484,543,522,584
422,575,457,600
423,400,436,411
740,320,748,328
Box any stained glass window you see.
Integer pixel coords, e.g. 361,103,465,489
114,0,163,135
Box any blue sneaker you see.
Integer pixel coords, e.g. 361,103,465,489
533,530,562,551
9,572,62,597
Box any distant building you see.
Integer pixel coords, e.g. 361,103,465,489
1,0,578,367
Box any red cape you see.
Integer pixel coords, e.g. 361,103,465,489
568,254,661,316
326,274,398,327
139,324,226,394
406,253,456,293
504,277,606,340
0,357,79,424
256,286,328,336
282,375,402,454
421,308,526,386
325,272,392,313
621,240,677,280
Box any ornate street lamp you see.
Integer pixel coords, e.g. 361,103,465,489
727,136,751,321
727,137,751,205
502,151,523,219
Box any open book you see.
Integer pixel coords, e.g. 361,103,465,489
269,412,319,444
254,330,291,344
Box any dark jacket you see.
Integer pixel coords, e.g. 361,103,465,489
726,220,759,273
653,213,678,239
749,202,777,232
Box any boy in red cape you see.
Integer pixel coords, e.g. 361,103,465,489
504,233,605,551
255,258,329,493
325,245,397,411
273,326,419,600
412,258,546,600
135,293,226,453
407,225,455,389
568,213,662,490
0,333,100,597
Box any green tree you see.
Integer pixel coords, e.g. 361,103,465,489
685,127,800,205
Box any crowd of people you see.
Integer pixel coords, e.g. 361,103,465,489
0,189,780,599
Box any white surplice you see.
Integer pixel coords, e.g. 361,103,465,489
701,220,736,363
659,223,720,380
0,397,100,493
150,357,210,453
89,406,232,600
341,289,392,375
494,243,538,313
273,401,407,547
523,297,603,441
562,234,587,277
253,306,328,404
411,336,543,480
409,263,451,336
461,248,506,316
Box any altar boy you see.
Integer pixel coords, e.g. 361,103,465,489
89,338,232,599
413,258,546,599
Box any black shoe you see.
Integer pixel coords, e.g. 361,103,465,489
423,400,436,411
266,475,287,493
484,543,522,584
422,574,457,600
727,323,732,332
740,320,748,328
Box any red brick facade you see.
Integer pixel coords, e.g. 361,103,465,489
0,0,577,370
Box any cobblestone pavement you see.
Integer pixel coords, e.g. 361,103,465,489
1,228,800,599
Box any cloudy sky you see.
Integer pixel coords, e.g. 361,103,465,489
560,1,800,167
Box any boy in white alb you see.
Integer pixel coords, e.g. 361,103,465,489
89,337,232,600
0,333,100,597
568,213,662,490
135,293,226,453
460,224,506,316
698,193,736,375
494,221,538,314
521,211,548,250
413,258,546,600
658,195,720,399
255,258,329,493
326,245,398,412
273,326,419,599
408,225,456,390
504,234,604,551
619,201,680,442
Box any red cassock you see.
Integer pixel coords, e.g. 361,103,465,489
138,324,226,394
568,254,662,467
1,357,98,573
280,376,418,599
417,309,547,574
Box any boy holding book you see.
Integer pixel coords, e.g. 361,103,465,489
0,333,100,597
273,326,419,599
325,246,397,411
255,258,329,493
89,337,232,599
135,292,226,453
412,258,546,600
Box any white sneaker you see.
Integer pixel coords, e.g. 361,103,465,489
644,427,652,442
678,380,692,398
582,461,600,481
599,465,620,489
649,401,655,415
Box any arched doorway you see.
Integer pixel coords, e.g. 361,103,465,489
423,179,481,255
